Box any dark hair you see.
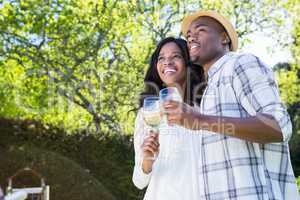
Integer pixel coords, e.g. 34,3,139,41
138,37,206,108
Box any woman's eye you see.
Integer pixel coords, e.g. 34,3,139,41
158,57,164,62
174,55,182,59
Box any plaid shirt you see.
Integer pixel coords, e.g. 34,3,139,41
197,52,299,199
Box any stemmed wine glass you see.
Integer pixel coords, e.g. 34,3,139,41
159,87,183,156
142,96,161,133
159,87,182,102
142,96,161,160
159,87,183,121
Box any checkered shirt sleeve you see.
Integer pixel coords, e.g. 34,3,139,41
232,54,292,142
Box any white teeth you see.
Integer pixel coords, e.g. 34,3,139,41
191,45,199,50
164,68,176,75
165,69,176,73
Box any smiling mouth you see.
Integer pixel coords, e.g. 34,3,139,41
189,42,201,51
163,68,177,75
190,44,201,51
190,45,199,50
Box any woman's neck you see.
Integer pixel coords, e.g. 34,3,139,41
166,81,186,98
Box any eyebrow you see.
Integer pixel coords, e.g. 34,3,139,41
194,22,209,27
159,51,182,56
187,23,208,35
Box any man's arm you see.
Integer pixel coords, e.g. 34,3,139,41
164,54,292,144
188,111,283,143
230,54,292,142
164,102,282,144
132,110,152,189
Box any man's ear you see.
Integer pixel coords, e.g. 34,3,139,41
221,32,230,45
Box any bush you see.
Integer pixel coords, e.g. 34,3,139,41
0,146,116,200
297,176,300,192
290,131,300,177
0,118,143,200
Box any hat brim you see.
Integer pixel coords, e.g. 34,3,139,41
181,10,238,51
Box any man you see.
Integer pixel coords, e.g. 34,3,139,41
163,10,300,199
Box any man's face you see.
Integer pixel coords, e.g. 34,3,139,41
186,16,226,66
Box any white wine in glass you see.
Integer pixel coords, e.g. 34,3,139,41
142,96,161,160
143,96,161,132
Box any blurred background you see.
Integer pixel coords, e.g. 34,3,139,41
0,0,299,199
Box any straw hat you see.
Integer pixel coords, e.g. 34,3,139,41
181,10,238,51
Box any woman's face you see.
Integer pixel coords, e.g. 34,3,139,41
156,42,186,87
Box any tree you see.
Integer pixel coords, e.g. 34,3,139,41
0,0,288,134
1,0,142,134
277,0,300,176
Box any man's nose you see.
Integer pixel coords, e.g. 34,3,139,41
187,32,196,43
188,37,195,44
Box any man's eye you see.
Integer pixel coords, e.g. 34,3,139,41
198,28,205,32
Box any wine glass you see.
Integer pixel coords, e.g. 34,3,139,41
159,87,183,156
142,96,161,160
159,87,183,121
142,96,161,133
159,87,183,103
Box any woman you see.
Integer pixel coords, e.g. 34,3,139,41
132,37,205,199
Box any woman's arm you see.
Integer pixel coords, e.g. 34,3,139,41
132,110,159,189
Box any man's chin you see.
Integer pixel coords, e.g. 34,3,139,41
190,56,202,65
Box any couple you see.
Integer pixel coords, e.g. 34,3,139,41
132,10,300,200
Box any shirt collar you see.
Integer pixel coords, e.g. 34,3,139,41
207,52,232,79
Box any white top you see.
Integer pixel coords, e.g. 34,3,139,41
132,110,204,200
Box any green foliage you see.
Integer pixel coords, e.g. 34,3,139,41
275,0,300,177
276,67,300,106
0,59,93,132
0,0,299,198
200,0,285,40
0,0,289,134
0,118,140,200
0,146,116,200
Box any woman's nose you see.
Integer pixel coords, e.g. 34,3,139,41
163,57,174,65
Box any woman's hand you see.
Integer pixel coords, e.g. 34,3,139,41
163,100,199,129
141,131,159,174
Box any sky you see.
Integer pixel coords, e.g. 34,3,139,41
171,18,293,68
242,31,292,68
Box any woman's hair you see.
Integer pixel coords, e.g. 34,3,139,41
138,37,206,108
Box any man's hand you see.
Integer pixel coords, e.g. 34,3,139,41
163,100,199,129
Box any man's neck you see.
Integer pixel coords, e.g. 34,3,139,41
203,53,226,74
